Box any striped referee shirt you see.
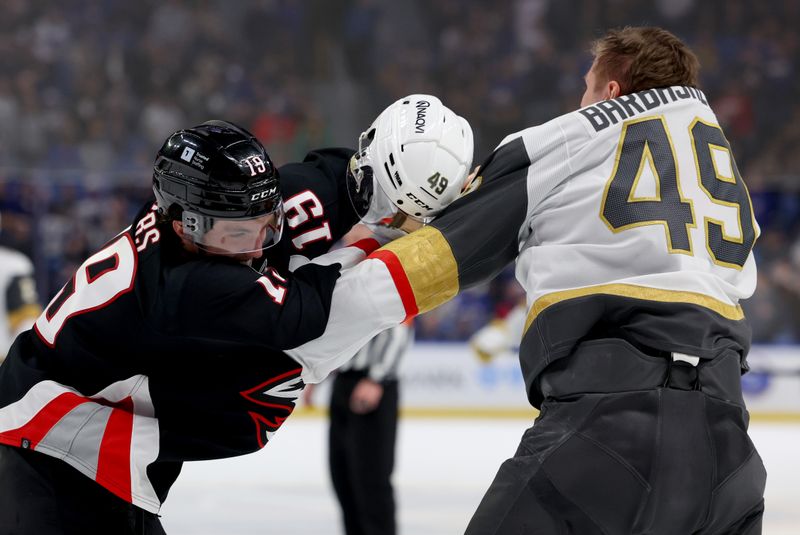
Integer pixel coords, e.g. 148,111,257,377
337,323,413,382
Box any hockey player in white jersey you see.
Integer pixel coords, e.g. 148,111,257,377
0,216,41,362
458,28,765,534
297,26,765,534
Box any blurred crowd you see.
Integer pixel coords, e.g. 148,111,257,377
0,0,798,343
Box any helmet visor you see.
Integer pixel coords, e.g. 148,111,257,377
183,203,284,258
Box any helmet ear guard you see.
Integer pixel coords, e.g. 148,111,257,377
181,211,216,238
347,94,474,230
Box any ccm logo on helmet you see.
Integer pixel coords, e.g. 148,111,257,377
251,188,277,201
405,192,433,211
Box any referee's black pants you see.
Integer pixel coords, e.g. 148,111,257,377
465,339,767,535
0,444,166,535
329,370,399,535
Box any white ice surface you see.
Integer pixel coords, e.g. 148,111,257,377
160,417,798,534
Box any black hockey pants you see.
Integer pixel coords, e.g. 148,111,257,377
0,444,166,535
465,339,766,535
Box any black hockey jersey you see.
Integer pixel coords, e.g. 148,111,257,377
267,148,359,273
0,199,346,513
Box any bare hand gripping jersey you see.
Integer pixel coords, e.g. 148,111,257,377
319,86,759,407
0,148,366,513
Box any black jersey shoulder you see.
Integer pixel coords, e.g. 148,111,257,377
271,148,359,269
124,200,342,351
278,148,354,201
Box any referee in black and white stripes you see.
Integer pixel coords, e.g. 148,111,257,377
328,322,413,535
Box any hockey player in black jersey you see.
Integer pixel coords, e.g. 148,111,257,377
0,120,338,534
0,94,474,534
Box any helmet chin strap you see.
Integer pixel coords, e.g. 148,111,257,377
384,211,424,234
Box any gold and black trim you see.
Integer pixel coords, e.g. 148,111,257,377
379,226,459,314
431,137,530,289
524,283,744,334
600,115,697,255
688,118,758,271
518,289,750,408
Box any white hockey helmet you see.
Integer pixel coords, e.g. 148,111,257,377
347,94,474,229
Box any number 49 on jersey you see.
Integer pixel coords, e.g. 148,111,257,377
601,116,757,270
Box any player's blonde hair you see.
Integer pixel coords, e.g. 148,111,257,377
590,27,700,94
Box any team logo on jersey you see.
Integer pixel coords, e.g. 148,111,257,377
240,368,304,448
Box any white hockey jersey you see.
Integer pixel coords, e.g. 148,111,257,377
293,86,759,406
510,86,757,328
0,246,40,359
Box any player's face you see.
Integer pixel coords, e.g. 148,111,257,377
202,213,280,261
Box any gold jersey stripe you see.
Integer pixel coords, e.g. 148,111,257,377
8,304,42,332
524,283,745,334
380,226,460,314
